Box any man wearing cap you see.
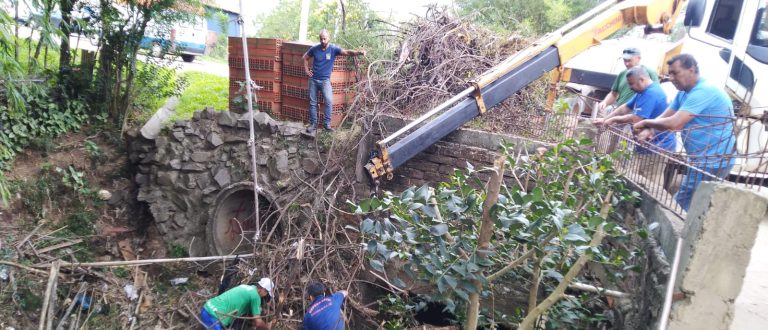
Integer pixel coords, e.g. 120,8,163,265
596,47,660,116
302,281,348,330
200,277,275,330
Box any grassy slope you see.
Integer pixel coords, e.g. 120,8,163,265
173,71,229,120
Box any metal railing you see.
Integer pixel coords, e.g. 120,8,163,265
508,110,768,218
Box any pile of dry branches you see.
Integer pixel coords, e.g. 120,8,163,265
358,6,551,134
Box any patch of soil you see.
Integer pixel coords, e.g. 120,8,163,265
0,128,220,328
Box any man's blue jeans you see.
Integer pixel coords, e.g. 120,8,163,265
675,164,733,211
309,78,333,128
200,307,224,330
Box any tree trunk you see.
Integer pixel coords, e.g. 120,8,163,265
466,156,506,330
339,0,346,32
58,0,74,95
116,9,150,127
14,0,20,60
518,191,614,329
527,253,546,313
30,0,54,73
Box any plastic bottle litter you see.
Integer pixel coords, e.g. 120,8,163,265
124,284,139,300
170,277,188,285
0,266,8,281
74,294,92,310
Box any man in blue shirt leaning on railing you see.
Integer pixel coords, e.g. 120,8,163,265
633,54,736,211
593,65,676,187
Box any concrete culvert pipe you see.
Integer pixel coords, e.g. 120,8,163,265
207,185,280,255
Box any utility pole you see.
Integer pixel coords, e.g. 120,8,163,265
238,0,261,241
299,0,310,41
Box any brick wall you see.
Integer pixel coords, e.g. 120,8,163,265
374,116,548,192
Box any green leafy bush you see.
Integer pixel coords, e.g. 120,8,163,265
0,87,87,169
129,62,187,125
353,139,640,328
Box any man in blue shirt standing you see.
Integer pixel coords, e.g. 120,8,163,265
633,54,735,210
594,66,675,187
303,29,365,134
302,282,348,330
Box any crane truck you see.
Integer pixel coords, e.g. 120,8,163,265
364,0,768,185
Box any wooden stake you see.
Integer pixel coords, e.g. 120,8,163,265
40,260,61,330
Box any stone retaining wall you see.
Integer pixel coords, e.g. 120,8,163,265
129,108,321,256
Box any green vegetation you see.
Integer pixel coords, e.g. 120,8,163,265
377,295,418,329
11,164,60,219
0,84,88,169
173,71,228,120
167,242,189,258
112,266,131,279
129,62,186,125
84,140,107,166
456,0,602,36
10,38,61,73
256,0,387,58
0,174,10,208
354,139,641,328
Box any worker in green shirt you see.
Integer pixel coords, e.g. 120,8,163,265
200,277,275,329
597,47,659,115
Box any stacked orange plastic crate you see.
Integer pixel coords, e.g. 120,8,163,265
228,37,282,116
280,41,357,128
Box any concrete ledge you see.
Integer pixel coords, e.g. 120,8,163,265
668,182,768,330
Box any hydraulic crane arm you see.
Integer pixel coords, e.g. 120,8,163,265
365,0,686,184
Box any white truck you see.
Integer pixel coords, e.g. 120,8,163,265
141,15,207,62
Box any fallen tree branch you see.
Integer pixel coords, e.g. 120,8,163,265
29,253,256,268
0,260,58,277
16,221,46,249
37,239,84,254
568,282,630,298
39,260,61,330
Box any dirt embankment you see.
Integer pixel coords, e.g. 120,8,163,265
0,129,223,329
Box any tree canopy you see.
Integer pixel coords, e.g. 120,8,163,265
455,0,602,35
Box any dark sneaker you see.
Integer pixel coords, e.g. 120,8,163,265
323,126,335,132
306,127,316,134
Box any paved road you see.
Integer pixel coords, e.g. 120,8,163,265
176,57,228,77
732,221,768,329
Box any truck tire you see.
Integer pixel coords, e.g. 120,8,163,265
181,54,195,63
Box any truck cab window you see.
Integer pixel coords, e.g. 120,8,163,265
752,3,768,47
707,0,744,40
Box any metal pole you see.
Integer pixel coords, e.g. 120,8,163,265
659,237,684,329
379,87,476,145
238,0,261,241
299,0,310,41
